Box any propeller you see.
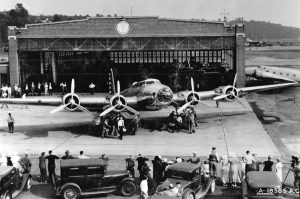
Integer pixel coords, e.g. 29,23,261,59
100,104,118,117
178,77,210,113
213,73,239,101
100,80,139,117
50,102,71,114
50,79,92,115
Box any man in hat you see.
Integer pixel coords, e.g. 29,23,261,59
100,154,109,172
187,152,200,164
125,155,135,178
61,150,75,159
21,152,32,173
136,153,149,178
263,155,274,171
208,147,219,178
46,150,59,185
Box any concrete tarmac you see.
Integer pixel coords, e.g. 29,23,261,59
0,95,280,158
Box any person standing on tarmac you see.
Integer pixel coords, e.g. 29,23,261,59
208,147,219,178
39,152,47,183
46,150,59,185
125,155,135,178
89,82,96,95
7,113,15,133
117,116,125,140
61,150,75,159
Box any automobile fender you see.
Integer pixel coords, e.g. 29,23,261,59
119,177,135,184
58,183,82,195
0,190,11,199
117,177,135,189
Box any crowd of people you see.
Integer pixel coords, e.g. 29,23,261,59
93,112,140,139
0,81,99,98
0,84,22,98
0,148,299,198
166,108,197,134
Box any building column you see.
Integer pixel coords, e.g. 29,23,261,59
51,52,57,83
235,33,245,87
8,26,19,86
40,52,44,74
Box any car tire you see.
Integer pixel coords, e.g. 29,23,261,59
182,189,195,199
210,178,216,193
119,180,137,197
61,185,80,199
4,193,12,199
24,177,32,191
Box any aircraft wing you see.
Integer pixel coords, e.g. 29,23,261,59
173,90,216,102
245,67,296,83
237,82,298,93
0,97,62,105
0,95,140,107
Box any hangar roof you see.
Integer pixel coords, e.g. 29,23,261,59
14,16,236,39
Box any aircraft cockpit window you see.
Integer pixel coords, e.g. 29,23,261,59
132,82,138,87
146,81,154,85
293,74,296,77
280,72,283,75
273,72,276,74
138,81,145,87
266,70,269,72
287,73,289,76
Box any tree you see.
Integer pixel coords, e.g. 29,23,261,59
7,3,29,27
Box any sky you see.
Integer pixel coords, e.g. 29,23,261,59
1,0,300,28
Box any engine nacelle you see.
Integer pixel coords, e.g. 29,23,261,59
222,86,239,102
62,93,81,111
109,94,127,112
156,87,173,106
185,91,201,107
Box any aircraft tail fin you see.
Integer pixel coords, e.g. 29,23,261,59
109,68,116,95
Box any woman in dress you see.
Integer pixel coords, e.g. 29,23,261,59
275,158,283,182
220,155,229,186
228,152,239,187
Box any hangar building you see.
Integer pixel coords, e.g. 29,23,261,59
8,16,245,92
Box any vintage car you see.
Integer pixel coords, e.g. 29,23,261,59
55,158,137,199
0,165,32,199
153,162,215,199
241,171,283,199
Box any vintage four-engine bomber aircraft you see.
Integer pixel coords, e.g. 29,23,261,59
0,69,297,117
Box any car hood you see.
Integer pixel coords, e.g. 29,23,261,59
158,178,190,192
247,171,281,188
